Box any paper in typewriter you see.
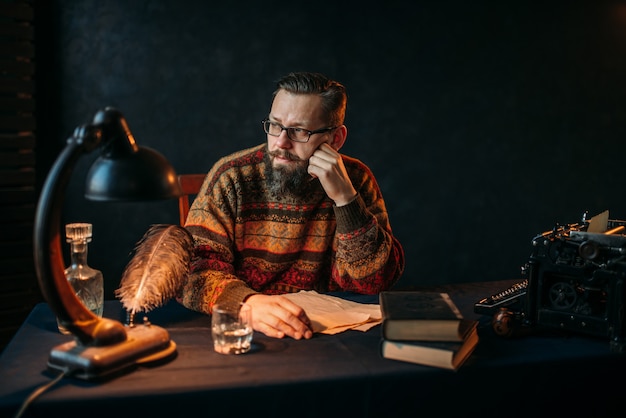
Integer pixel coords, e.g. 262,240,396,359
282,290,382,334
587,210,609,233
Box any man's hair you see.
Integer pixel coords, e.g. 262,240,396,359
273,72,347,126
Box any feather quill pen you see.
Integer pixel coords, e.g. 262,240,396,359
116,224,194,322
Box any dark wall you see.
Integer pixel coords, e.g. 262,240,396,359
38,0,626,299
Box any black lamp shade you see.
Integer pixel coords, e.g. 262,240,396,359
86,146,181,201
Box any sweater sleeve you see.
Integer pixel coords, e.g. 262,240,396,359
330,158,405,294
175,155,259,314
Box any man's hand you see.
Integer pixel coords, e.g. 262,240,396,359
244,294,313,340
307,143,357,206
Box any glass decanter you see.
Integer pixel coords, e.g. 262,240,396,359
57,222,104,335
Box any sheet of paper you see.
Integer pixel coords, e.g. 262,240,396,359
587,210,609,233
282,290,382,334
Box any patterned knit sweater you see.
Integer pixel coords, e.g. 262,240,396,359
177,144,405,313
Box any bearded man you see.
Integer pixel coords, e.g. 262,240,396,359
178,72,405,340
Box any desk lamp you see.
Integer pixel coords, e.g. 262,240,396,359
33,107,181,380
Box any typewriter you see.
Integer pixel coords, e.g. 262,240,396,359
474,210,626,353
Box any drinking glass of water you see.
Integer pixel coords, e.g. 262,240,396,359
211,302,253,354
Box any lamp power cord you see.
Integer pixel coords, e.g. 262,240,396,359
13,367,76,418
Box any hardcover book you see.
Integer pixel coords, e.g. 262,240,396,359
379,291,478,341
380,323,479,371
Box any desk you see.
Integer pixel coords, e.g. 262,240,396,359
1,280,625,418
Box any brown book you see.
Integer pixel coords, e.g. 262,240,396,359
380,324,479,371
379,291,478,341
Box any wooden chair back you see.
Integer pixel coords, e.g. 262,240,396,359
177,174,206,225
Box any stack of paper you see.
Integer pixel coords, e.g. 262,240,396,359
282,290,381,334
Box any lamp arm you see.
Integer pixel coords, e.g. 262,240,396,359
34,125,127,346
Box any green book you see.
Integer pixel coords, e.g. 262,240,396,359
379,291,478,342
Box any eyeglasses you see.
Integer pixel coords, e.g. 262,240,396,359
262,119,336,143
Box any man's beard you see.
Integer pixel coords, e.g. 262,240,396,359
265,149,316,199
